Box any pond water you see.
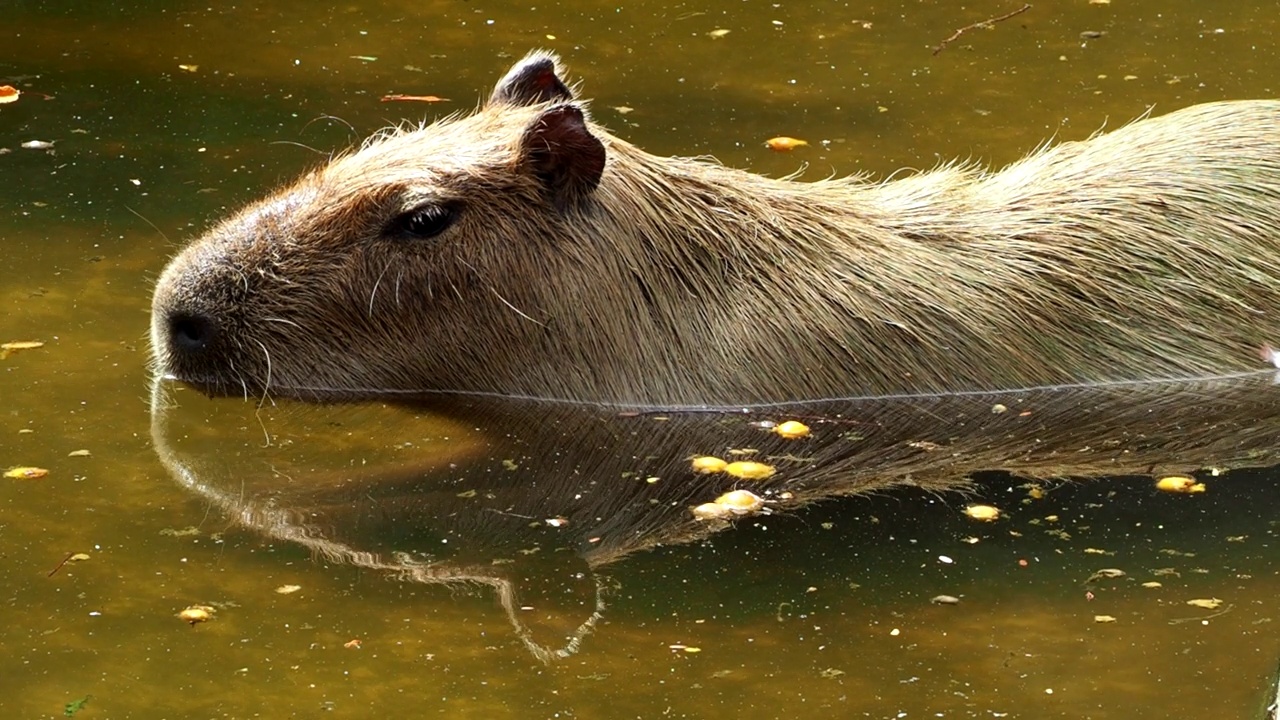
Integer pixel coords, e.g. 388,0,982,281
5,1,1280,718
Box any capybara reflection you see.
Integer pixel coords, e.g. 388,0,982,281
151,50,1280,407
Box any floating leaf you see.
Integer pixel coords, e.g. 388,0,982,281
690,455,727,474
724,460,775,480
1186,598,1223,610
692,502,731,520
64,696,90,717
380,94,449,103
764,136,808,152
1085,568,1127,584
773,420,810,439
1094,615,1117,623
1155,475,1204,493
68,449,91,457
714,489,765,515
963,504,1001,521
0,85,19,104
177,605,215,624
275,584,302,594
1,340,44,359
707,29,731,39
5,466,48,480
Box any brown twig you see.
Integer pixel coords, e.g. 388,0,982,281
48,551,76,577
933,3,1032,56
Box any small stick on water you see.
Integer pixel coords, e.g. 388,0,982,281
933,3,1032,56
48,551,76,577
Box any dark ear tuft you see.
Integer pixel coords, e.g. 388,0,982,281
490,50,575,107
520,104,606,208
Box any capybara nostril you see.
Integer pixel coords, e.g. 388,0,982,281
168,312,217,354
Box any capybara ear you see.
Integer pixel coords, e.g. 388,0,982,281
489,50,574,107
519,104,606,208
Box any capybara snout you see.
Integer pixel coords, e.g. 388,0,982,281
152,50,1280,407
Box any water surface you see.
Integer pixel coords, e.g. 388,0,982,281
4,1,1280,717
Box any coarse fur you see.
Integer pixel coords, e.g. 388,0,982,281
152,50,1280,408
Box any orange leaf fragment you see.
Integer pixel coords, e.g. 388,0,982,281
0,86,19,104
764,136,808,152
380,94,450,103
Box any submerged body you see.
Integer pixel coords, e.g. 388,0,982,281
151,51,1280,407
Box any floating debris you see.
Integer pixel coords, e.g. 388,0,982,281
1156,475,1205,493
1094,615,1118,623
724,460,775,480
380,94,450,103
714,489,765,515
0,340,44,359
64,696,90,717
963,504,1001,522
692,502,732,520
177,605,216,625
5,466,48,480
772,420,811,439
275,584,302,595
764,136,808,152
690,456,728,474
1186,598,1223,610
1085,568,1127,584
930,595,961,605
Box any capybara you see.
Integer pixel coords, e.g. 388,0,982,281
150,50,1280,408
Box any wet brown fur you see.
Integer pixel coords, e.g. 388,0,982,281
152,50,1280,407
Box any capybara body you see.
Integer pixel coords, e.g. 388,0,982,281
151,51,1280,407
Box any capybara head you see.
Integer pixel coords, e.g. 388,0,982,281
152,51,1280,407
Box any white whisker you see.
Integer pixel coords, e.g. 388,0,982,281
369,263,391,317
263,317,304,330
252,339,275,446
490,287,545,326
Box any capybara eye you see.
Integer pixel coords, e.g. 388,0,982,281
387,203,456,240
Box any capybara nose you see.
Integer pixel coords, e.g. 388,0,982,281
165,311,219,355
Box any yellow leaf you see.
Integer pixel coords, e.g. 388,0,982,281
764,136,808,152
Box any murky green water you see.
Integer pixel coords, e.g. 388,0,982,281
6,1,1280,718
